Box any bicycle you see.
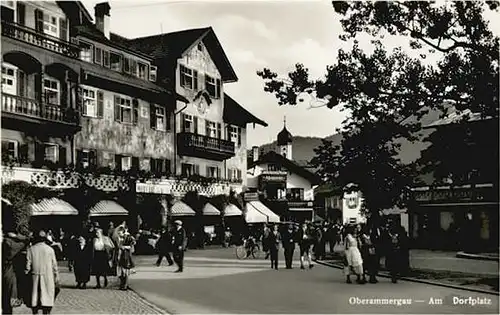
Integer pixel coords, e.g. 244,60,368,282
235,237,261,259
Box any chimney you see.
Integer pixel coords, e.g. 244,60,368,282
95,2,111,40
252,146,259,162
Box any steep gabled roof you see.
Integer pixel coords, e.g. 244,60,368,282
125,27,238,82
248,151,321,185
223,94,267,127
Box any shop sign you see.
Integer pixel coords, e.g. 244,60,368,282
414,191,432,201
433,190,452,201
454,189,473,200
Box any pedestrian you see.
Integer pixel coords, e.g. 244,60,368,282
171,220,187,273
359,225,380,283
386,223,404,283
344,225,364,284
91,228,114,288
313,224,325,260
298,223,314,269
107,222,115,239
156,226,174,267
282,224,296,269
25,230,59,315
73,236,92,289
268,224,281,270
263,225,271,259
2,230,30,314
117,226,136,290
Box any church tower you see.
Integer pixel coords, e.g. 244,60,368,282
277,116,293,160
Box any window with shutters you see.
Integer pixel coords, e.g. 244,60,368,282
207,166,218,178
149,66,157,82
110,51,123,72
121,156,132,171
1,140,18,161
180,65,198,90
82,88,96,117
183,114,193,133
43,77,59,105
206,121,217,138
287,188,304,201
94,47,103,65
1,64,16,95
205,75,221,98
123,58,130,73
79,41,93,62
229,126,239,144
42,13,58,37
115,96,133,124
44,143,58,163
138,62,148,80
79,149,97,169
151,158,170,176
155,105,165,131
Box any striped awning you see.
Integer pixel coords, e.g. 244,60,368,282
203,203,221,216
247,201,280,223
89,200,128,217
223,203,242,216
245,203,268,224
30,198,78,216
170,201,196,216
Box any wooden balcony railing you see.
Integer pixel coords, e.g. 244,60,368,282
2,93,80,124
2,21,80,58
177,132,235,160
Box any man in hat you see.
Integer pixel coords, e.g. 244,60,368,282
282,223,296,269
171,220,187,273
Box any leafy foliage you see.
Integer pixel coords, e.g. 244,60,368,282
257,1,499,215
2,181,54,235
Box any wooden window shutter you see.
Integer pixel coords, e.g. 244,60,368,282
237,169,242,180
206,166,210,178
217,123,221,139
216,79,221,98
35,142,44,164
180,113,185,132
166,111,171,131
18,144,28,164
180,65,186,87
130,60,137,76
165,159,171,175
59,18,68,41
132,157,139,171
115,154,122,171
150,103,156,129
78,87,85,115
123,58,130,73
193,70,198,90
150,158,156,174
132,99,139,125
114,96,121,122
217,167,221,179
35,9,43,32
94,47,103,65
103,51,110,68
76,149,83,168
237,127,242,146
194,164,200,175
205,119,210,137
16,3,25,26
96,90,104,118
58,146,67,166
89,150,97,168
193,116,198,134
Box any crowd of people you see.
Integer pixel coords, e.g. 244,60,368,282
257,219,410,284
1,220,147,314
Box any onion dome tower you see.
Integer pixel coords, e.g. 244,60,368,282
277,116,293,160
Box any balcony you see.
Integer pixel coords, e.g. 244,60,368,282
1,21,80,59
1,93,80,126
1,166,129,192
287,200,314,208
177,132,235,161
136,178,242,197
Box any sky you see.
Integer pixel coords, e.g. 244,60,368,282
79,0,498,147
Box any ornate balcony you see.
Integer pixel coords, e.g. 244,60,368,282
1,166,128,192
287,200,314,208
259,170,287,183
136,179,242,197
177,132,235,161
2,21,80,58
1,93,80,125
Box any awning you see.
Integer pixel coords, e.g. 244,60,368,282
247,201,280,223
203,203,221,216
170,201,196,216
313,214,325,222
2,197,12,206
89,200,128,217
245,203,268,224
224,203,242,216
31,198,78,216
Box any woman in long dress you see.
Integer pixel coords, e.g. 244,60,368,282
343,225,365,284
73,236,92,289
91,229,114,288
117,227,136,290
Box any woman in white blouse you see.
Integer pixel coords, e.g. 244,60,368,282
343,225,364,284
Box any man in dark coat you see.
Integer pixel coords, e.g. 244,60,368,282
171,220,187,273
281,224,296,269
268,225,281,270
156,226,174,267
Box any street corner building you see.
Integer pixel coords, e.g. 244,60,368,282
0,1,267,235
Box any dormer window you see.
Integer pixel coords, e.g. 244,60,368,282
79,41,93,62
138,62,149,80
110,52,123,72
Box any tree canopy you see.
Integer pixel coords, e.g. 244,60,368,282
257,1,499,216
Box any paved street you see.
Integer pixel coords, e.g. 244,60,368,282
130,247,500,314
